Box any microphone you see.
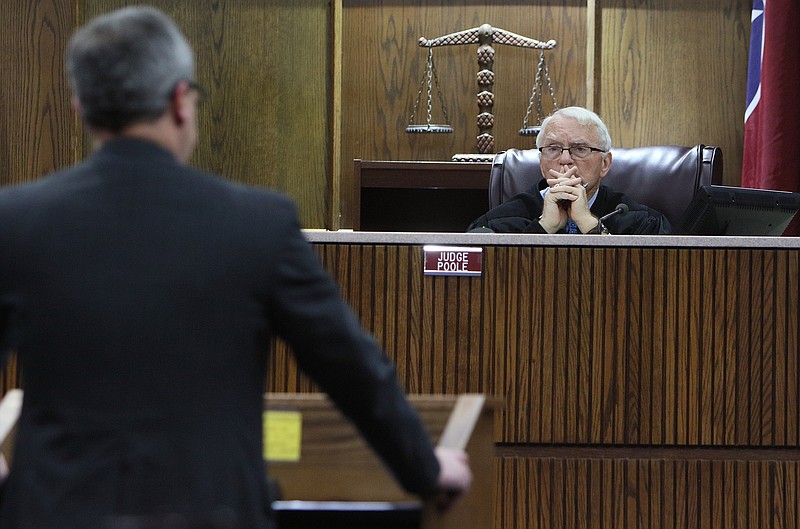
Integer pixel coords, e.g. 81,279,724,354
599,203,629,223
467,226,495,233
591,204,628,234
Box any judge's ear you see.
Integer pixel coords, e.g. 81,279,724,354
599,150,613,178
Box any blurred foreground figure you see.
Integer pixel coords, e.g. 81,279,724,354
0,7,470,528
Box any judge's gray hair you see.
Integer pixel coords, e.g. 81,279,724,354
536,106,612,152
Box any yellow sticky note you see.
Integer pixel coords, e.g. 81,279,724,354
263,410,302,462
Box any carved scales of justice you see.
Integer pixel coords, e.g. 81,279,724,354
406,23,559,162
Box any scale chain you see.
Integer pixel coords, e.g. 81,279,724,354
521,51,546,129
407,47,452,132
520,50,558,134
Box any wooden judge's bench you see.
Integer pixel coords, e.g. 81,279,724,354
269,231,800,529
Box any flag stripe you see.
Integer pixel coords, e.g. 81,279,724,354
744,7,763,121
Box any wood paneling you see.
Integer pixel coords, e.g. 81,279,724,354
597,0,749,187
274,244,800,448
340,1,587,226
0,0,331,227
0,0,76,186
78,0,331,228
496,457,800,529
269,240,800,528
0,355,20,397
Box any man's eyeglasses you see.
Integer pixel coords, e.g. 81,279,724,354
538,145,607,160
186,80,207,103
172,80,207,103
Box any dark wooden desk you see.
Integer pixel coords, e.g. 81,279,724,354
353,160,492,232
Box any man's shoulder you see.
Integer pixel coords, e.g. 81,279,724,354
0,164,86,205
181,168,301,227
197,170,295,210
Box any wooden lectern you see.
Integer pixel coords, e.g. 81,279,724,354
266,393,497,529
0,390,497,529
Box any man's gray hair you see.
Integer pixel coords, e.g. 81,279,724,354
536,106,612,151
67,6,195,132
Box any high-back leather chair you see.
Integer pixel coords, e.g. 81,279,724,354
488,145,723,227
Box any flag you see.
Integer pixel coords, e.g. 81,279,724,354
742,0,800,234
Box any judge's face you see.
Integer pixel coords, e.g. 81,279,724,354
538,116,612,199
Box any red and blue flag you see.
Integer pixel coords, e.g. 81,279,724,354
742,0,800,234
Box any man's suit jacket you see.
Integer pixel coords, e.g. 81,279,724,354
0,139,439,529
468,184,672,234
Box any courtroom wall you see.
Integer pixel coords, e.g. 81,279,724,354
596,0,748,187
0,0,75,188
0,0,750,234
79,0,332,229
0,0,331,229
339,1,587,228
339,0,749,227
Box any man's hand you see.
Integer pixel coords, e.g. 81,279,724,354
541,167,597,233
432,446,472,511
539,167,582,232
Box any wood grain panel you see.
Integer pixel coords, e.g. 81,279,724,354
79,0,331,228
0,355,20,397
497,457,800,529
598,0,749,186
270,243,800,450
0,0,76,187
339,1,586,227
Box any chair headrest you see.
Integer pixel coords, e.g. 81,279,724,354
488,144,723,227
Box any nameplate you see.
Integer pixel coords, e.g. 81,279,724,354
423,245,482,276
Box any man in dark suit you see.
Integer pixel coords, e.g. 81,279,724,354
468,106,671,234
0,6,471,529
